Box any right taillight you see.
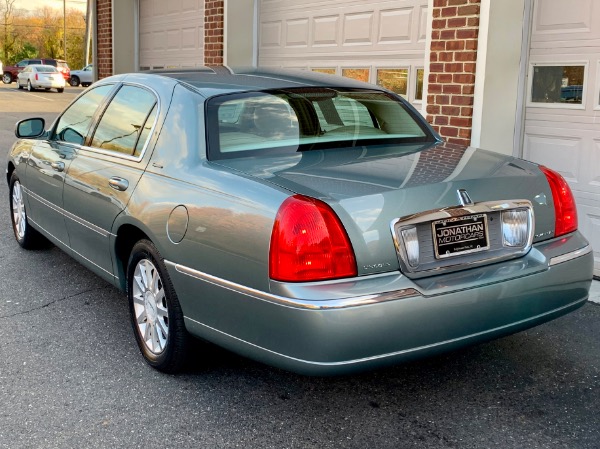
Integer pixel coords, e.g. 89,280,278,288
539,165,577,237
269,195,357,282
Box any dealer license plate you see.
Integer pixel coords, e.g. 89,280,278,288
432,214,489,259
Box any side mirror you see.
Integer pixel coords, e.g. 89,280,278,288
15,118,45,138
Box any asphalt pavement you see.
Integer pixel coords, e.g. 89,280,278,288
0,82,599,449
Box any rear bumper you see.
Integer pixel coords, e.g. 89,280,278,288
169,232,593,375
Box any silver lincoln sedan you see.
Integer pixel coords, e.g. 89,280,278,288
6,68,593,375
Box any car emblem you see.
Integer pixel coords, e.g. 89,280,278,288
457,188,474,206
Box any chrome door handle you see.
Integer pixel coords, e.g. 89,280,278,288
51,161,65,172
108,177,129,191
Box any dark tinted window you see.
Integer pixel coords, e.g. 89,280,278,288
54,84,114,145
91,85,157,156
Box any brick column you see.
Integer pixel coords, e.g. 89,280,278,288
427,0,480,146
96,0,113,79
204,0,224,65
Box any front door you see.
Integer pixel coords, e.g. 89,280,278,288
62,84,158,280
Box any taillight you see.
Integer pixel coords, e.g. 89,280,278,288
269,195,357,282
35,74,38,80
539,165,577,237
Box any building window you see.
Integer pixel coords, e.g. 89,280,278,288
531,64,585,105
312,68,336,75
376,68,408,98
342,68,370,83
415,68,424,101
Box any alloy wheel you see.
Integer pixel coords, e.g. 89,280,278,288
132,258,169,354
11,180,26,240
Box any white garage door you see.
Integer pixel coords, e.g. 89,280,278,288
523,0,600,276
139,0,204,70
258,0,428,104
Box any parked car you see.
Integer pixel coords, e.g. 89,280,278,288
16,64,65,93
6,68,593,375
3,58,70,84
69,64,93,87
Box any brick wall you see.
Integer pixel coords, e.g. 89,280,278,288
204,0,224,65
427,0,480,146
96,0,113,79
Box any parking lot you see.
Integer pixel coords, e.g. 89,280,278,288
0,81,599,449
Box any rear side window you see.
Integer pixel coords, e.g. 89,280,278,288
90,85,157,157
206,87,431,159
54,84,115,145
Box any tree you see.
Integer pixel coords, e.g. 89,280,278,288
0,0,17,63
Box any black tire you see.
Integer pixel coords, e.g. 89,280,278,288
127,240,189,373
27,80,34,92
17,82,23,90
9,173,44,249
2,72,12,84
57,88,64,93
69,76,80,87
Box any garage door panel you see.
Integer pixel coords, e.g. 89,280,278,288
378,8,412,44
523,133,582,184
533,0,595,37
286,19,310,47
313,16,339,46
577,203,600,277
259,0,427,61
139,0,204,69
259,0,427,103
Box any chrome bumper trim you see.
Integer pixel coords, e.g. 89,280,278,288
166,261,420,310
549,244,591,266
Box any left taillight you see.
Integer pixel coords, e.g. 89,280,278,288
269,195,357,282
539,165,578,237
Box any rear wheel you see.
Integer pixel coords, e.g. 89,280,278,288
2,72,12,84
127,240,189,373
27,80,34,92
57,88,64,93
9,173,44,249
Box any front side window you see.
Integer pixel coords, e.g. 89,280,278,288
90,85,157,156
54,84,115,145
206,88,432,160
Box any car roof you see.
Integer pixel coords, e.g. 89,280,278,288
132,66,380,98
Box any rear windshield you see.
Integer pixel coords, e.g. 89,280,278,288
206,88,433,160
37,67,58,73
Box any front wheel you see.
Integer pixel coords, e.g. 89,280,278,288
127,240,189,373
2,72,12,84
9,173,44,249
69,76,80,87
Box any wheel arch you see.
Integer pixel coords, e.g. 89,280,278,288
6,161,15,185
113,223,151,292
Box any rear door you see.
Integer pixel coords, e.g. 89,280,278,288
62,84,159,278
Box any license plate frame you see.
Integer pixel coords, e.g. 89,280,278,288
432,213,490,259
